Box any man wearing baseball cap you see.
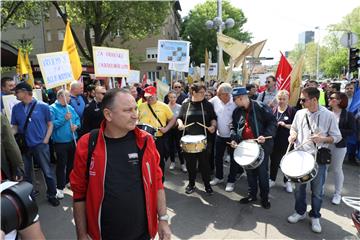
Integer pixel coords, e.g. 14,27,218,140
230,87,277,209
138,86,176,182
11,82,59,206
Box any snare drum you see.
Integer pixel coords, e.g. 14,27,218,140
137,124,157,137
280,150,318,183
234,141,264,169
180,135,207,153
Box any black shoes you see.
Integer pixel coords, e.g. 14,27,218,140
239,196,257,204
185,184,196,194
48,197,60,207
261,200,271,209
205,186,213,195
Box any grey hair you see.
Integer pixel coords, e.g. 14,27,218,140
57,89,70,98
70,81,81,90
218,83,232,94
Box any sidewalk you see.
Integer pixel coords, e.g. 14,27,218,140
37,161,359,239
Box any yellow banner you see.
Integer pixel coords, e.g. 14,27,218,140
289,55,305,106
217,33,248,60
16,48,28,76
24,51,34,87
62,21,82,80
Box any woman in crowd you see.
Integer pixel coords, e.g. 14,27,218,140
269,90,297,192
167,91,187,172
328,91,356,205
177,82,217,195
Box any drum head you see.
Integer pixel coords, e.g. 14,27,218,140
181,135,206,143
281,151,315,177
234,141,260,166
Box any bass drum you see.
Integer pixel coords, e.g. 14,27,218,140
280,150,318,183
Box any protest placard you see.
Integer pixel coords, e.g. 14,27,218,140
168,57,190,72
156,79,169,102
126,70,140,84
37,52,73,89
157,40,190,64
93,47,130,77
200,63,218,77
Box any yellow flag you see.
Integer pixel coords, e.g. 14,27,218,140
218,51,227,81
241,59,249,86
205,48,209,82
16,49,28,76
289,55,305,106
62,21,82,80
225,58,234,83
217,33,248,60
234,40,267,67
24,51,34,87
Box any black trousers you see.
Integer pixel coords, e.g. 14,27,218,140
155,136,167,182
183,150,211,187
167,128,184,164
269,141,288,183
54,142,76,190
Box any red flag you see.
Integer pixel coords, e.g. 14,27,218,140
141,73,147,88
276,52,292,92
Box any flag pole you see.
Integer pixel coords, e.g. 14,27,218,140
62,85,77,146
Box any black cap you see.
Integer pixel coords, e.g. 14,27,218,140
13,82,33,92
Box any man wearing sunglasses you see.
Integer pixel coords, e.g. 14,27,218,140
257,75,278,108
82,86,106,134
288,87,341,233
164,81,188,105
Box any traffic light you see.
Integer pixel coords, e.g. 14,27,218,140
349,48,360,73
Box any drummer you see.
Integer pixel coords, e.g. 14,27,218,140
229,87,277,209
177,82,217,195
287,87,341,233
138,86,176,182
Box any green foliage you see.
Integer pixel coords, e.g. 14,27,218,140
1,1,50,30
322,48,348,78
180,0,251,65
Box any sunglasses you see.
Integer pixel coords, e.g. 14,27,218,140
299,98,310,103
329,97,338,100
266,81,271,84
174,86,181,89
97,92,106,96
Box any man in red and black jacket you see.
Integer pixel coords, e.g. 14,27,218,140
70,88,171,240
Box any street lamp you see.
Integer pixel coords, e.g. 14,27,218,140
315,26,320,80
205,0,235,79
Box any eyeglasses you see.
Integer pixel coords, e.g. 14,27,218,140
174,86,181,89
266,81,271,84
299,98,310,103
329,97,338,100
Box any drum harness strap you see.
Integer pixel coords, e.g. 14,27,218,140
305,113,322,156
183,101,207,137
147,103,164,128
237,101,259,139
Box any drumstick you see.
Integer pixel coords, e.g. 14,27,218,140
247,136,273,142
196,122,210,130
183,122,195,128
293,139,313,151
285,142,293,155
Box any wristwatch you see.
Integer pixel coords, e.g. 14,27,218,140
158,214,169,222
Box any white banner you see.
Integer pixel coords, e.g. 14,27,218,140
156,79,170,102
200,63,218,77
93,46,130,77
37,51,73,89
2,93,42,122
157,40,190,64
169,61,190,73
126,70,140,84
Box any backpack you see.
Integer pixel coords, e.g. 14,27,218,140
86,129,148,179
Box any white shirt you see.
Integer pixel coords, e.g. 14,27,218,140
209,96,236,138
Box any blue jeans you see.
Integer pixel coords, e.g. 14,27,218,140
23,143,57,198
246,150,269,201
214,135,243,183
294,163,327,218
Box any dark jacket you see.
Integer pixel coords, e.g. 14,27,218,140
231,100,277,153
82,100,104,135
336,109,356,148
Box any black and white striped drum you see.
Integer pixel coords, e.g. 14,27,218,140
137,124,157,137
280,150,318,183
234,141,264,169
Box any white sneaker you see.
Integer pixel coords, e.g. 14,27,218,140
332,194,341,205
285,181,293,193
181,164,187,172
311,217,322,233
56,189,64,199
269,180,276,188
225,182,235,192
287,212,306,223
169,162,176,170
210,177,224,186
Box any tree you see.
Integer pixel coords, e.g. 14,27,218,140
180,0,251,65
1,1,171,62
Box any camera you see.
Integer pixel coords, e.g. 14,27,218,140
1,181,38,234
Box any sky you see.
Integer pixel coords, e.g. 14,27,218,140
180,0,359,65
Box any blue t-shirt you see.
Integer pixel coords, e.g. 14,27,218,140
69,95,85,119
11,99,51,147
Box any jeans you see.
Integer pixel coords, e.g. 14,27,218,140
214,135,244,183
294,163,327,218
54,142,76,190
246,150,269,201
23,143,57,198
